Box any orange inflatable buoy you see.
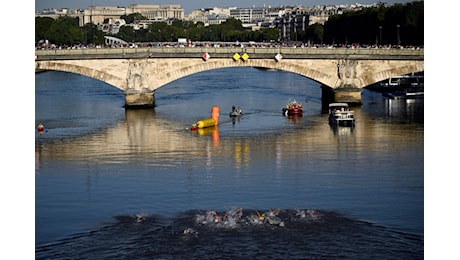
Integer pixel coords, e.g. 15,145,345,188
211,106,220,125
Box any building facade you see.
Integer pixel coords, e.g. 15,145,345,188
127,4,184,20
37,4,184,26
36,3,373,42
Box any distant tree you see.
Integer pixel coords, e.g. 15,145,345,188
323,1,423,46
195,21,205,29
35,17,55,43
120,13,147,24
82,23,106,45
305,23,324,44
253,28,280,42
220,17,244,31
35,16,85,46
35,1,422,46
116,26,136,42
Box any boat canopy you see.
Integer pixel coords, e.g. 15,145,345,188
329,103,349,108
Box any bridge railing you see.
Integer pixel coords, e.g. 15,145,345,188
35,47,424,60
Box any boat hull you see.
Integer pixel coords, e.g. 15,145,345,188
329,118,355,127
229,112,243,117
383,92,424,99
283,108,303,116
328,103,355,127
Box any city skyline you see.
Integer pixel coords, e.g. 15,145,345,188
35,0,415,14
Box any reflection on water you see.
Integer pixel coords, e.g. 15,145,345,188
284,115,303,124
36,103,421,172
330,124,354,136
386,97,424,123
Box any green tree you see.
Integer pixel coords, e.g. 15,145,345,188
252,28,280,42
35,17,55,43
220,17,244,31
261,28,281,42
117,26,136,42
305,23,324,44
120,13,147,24
35,16,84,45
145,22,169,41
36,15,108,46
36,1,422,47
323,1,423,46
83,23,105,45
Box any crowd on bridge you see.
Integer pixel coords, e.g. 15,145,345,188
35,41,423,51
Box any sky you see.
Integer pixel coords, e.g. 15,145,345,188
35,0,415,14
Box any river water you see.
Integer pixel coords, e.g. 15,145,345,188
35,68,424,259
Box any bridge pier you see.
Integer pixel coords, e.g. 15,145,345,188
321,85,362,105
124,89,155,108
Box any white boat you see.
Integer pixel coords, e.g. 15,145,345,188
380,73,424,88
382,89,424,99
328,103,355,127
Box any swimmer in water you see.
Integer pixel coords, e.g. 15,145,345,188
135,214,147,223
206,210,221,223
183,227,197,234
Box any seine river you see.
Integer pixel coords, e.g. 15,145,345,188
35,68,423,258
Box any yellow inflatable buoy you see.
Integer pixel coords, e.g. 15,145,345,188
190,106,220,130
196,118,216,129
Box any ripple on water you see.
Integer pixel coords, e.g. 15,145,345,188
35,209,423,259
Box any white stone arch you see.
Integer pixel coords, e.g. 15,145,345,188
35,60,127,91
104,36,128,46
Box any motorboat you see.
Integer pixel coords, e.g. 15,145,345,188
328,103,355,127
382,88,424,99
379,73,424,88
229,106,243,117
370,72,424,99
282,99,303,116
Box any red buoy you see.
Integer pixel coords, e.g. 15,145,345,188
37,123,44,132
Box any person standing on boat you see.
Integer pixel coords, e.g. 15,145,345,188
237,106,242,114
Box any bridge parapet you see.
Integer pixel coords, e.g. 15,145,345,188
35,47,423,60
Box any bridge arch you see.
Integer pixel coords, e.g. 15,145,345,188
148,59,330,92
365,63,424,87
37,59,424,93
36,61,127,91
104,36,128,46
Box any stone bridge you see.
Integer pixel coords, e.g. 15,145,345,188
35,47,424,107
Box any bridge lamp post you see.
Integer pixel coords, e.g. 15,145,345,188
396,24,401,46
379,26,383,46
